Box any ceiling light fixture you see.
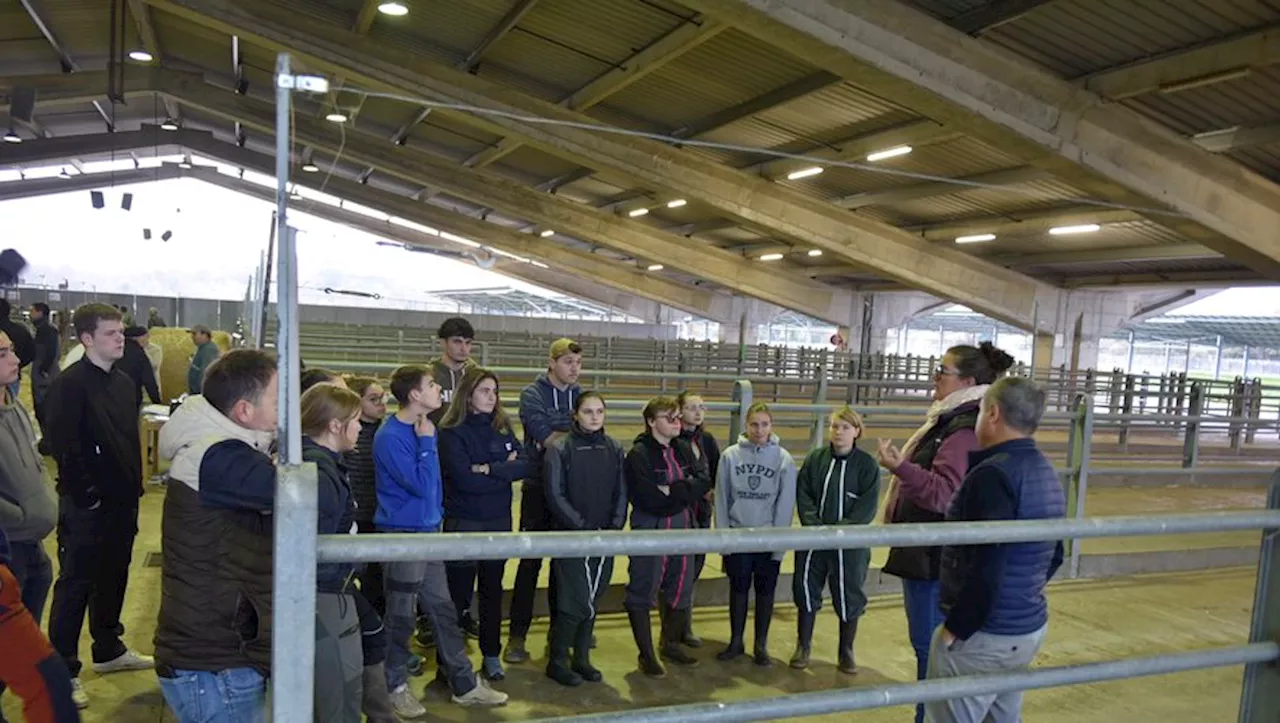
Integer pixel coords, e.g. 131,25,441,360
378,1,409,15
866,145,913,162
159,118,179,131
627,207,650,218
666,199,687,208
325,112,348,123
807,249,823,257
58,168,71,179
955,233,996,244
301,162,319,173
539,229,554,237
786,166,824,180
1049,224,1101,236
127,49,154,62
647,264,664,271
759,253,785,262
3,129,20,144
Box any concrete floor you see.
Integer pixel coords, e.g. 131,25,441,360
3,480,1266,722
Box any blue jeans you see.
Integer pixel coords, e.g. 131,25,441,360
902,578,945,723
158,668,267,723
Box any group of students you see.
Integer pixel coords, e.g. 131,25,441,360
0,304,1066,723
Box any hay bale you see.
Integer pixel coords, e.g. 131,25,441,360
151,328,233,400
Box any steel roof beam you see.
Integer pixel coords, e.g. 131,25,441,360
158,74,845,323
837,166,1050,209
463,13,723,169
1193,121,1280,152
0,165,185,201
948,0,1061,36
18,0,78,74
681,0,1280,280
1082,24,1280,100
142,0,1046,327
909,206,1142,242
461,0,540,73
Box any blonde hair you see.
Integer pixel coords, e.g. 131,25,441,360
746,402,773,420
830,405,864,432
301,383,362,438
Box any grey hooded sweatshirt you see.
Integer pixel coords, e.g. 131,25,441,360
715,433,797,561
0,396,56,543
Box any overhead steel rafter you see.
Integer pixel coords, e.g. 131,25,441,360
388,0,547,150
679,0,1280,280
154,73,848,324
947,0,1061,36
462,12,725,169
0,164,186,202
18,0,78,73
139,0,1049,327
1193,122,1280,153
1081,24,1280,100
836,166,1050,209
126,0,182,120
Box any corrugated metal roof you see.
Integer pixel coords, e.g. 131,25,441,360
599,28,819,131
984,0,1280,78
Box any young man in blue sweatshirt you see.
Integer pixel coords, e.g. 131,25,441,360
506,338,582,663
374,365,507,718
925,377,1065,723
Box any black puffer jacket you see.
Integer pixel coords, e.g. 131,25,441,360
303,437,357,593
544,425,627,531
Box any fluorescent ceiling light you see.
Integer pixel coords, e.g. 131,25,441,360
627,207,649,218
866,145,913,162
159,118,179,131
786,166,823,180
666,199,687,208
378,2,408,15
325,112,348,123
177,161,193,169
1049,224,1101,236
301,163,319,173
807,249,823,257
647,264,664,271
539,229,554,237
759,253,785,261
128,49,153,62
955,233,996,244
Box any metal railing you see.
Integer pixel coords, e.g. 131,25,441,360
270,472,1280,722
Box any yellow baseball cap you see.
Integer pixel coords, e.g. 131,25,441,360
549,338,582,359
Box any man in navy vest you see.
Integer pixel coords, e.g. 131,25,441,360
926,376,1065,723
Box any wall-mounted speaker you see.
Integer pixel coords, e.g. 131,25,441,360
90,191,104,209
121,193,133,211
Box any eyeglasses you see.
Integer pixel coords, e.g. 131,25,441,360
661,414,682,423
934,365,960,379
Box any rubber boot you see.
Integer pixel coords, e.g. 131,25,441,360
752,592,775,667
660,608,699,666
790,609,816,669
716,590,749,661
545,617,583,687
838,617,859,674
682,604,703,648
572,619,603,683
627,607,666,678
360,663,398,723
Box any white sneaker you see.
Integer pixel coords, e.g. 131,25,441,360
389,684,427,719
451,678,508,707
91,649,154,675
70,678,89,709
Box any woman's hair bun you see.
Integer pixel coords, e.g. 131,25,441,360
979,340,1016,375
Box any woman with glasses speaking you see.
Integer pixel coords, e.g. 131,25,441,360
875,341,1015,723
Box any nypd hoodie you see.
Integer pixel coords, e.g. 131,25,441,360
714,433,797,561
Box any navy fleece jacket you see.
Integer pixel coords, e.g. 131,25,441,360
439,412,532,522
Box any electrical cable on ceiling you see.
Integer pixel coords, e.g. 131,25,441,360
340,86,1188,218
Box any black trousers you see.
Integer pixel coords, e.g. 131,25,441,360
509,483,556,639
354,520,386,617
724,552,781,597
47,498,138,677
444,517,509,658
